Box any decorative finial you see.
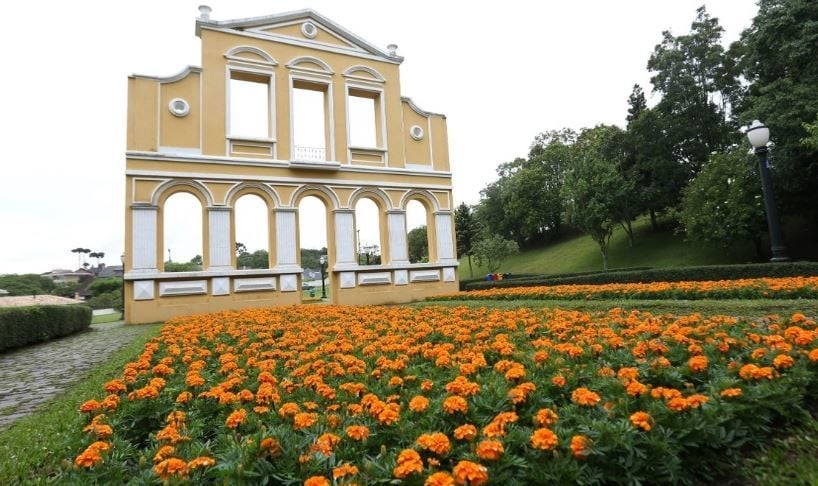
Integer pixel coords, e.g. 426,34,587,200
387,44,398,57
198,5,212,21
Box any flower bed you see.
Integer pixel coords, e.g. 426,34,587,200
432,276,818,302
66,306,818,484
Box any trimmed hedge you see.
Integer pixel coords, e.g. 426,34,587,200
0,305,92,352
464,261,818,290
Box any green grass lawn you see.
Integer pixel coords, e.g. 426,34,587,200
460,217,757,280
0,323,160,483
90,312,123,324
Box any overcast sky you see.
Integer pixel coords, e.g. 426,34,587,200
0,0,759,274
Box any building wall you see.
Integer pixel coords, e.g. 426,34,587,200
124,11,457,324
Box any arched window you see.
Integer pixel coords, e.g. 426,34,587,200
406,199,429,263
234,194,270,269
354,197,381,265
163,192,203,272
298,196,329,300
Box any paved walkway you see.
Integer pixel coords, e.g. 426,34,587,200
0,322,155,430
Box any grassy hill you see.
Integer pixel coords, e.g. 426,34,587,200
459,217,758,280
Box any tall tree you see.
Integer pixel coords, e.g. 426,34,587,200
472,235,519,274
455,203,480,279
736,0,818,224
678,151,766,256
647,6,737,176
407,226,428,263
562,126,631,270
626,84,647,126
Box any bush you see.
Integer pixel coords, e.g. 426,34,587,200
464,262,818,290
0,305,92,352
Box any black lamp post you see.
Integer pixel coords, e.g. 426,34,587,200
319,255,327,299
746,120,790,262
120,252,126,320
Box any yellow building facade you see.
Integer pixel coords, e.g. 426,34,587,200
124,8,458,324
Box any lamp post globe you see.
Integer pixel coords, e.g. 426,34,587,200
745,120,789,262
319,255,328,299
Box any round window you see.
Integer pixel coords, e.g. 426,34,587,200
410,125,424,141
168,98,190,117
301,22,318,39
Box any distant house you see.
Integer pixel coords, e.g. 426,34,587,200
94,264,124,278
0,289,9,296
41,268,95,284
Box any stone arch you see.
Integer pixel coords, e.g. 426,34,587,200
343,65,385,82
152,179,214,207
286,55,333,74
291,184,340,210
225,45,278,65
399,189,440,212
225,182,280,209
348,186,392,211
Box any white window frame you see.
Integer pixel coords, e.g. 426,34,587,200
225,59,277,158
345,80,388,165
288,70,335,162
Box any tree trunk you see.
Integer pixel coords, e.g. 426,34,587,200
468,255,474,279
649,209,658,231
601,247,609,271
620,221,634,247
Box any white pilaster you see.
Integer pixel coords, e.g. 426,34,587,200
334,210,357,268
387,210,409,264
276,208,299,271
208,207,232,270
435,212,456,263
132,205,158,271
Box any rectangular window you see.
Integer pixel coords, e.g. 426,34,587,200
292,80,328,161
347,88,382,148
229,72,270,138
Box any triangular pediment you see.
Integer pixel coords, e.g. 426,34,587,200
198,9,402,63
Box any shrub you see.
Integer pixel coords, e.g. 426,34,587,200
464,262,818,290
0,305,92,352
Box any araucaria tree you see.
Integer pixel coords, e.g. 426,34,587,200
562,126,631,270
454,203,480,279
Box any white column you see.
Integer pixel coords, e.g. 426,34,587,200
208,207,232,270
435,211,457,264
334,209,357,269
275,208,300,271
387,210,409,264
131,205,158,272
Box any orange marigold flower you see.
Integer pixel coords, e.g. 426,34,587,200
551,375,566,387
152,363,174,376
809,349,818,362
187,456,215,470
571,435,590,459
74,443,108,469
425,471,456,486
225,408,247,429
260,437,282,457
294,412,319,430
630,411,652,431
421,379,434,392
410,395,430,412
154,457,188,480
393,449,423,479
688,355,709,373
333,463,359,479
530,428,558,450
534,408,559,427
476,440,504,461
686,394,709,409
104,379,127,394
377,402,401,425
453,424,478,441
92,424,113,439
442,396,468,414
304,476,330,486
571,387,601,407
720,388,743,398
153,445,175,464
417,432,451,456
774,354,795,369
626,381,648,397
79,400,101,413
739,364,775,380
667,397,690,412
346,425,370,441
278,402,300,417
175,391,192,404
452,460,489,485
